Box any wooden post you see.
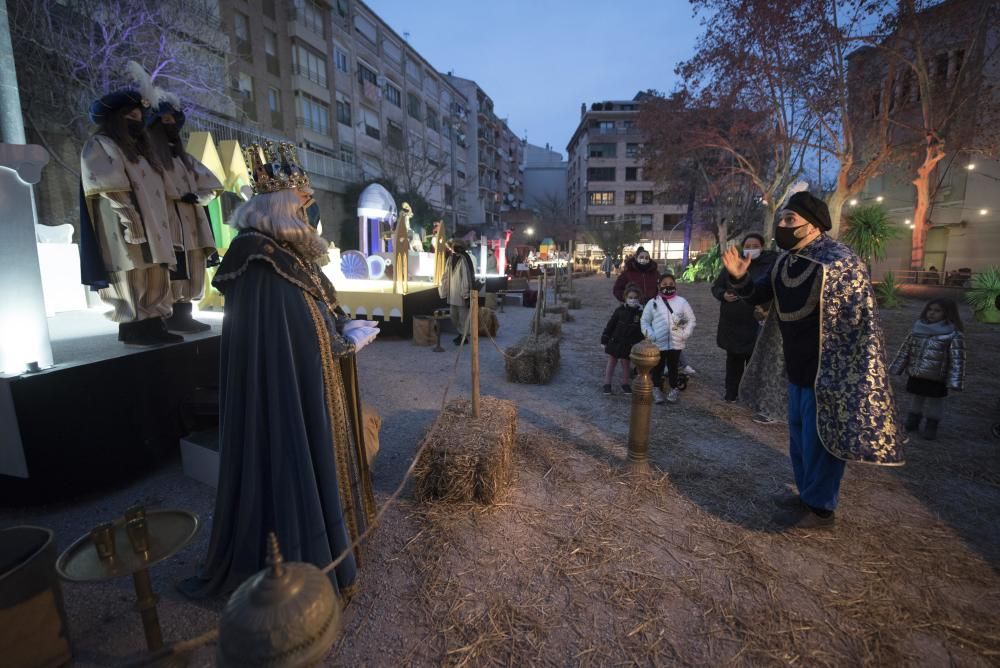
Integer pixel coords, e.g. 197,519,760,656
470,287,480,418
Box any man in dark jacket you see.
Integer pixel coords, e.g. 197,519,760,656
711,233,775,402
613,246,659,303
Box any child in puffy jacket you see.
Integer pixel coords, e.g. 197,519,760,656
601,284,644,395
890,299,966,440
641,273,696,404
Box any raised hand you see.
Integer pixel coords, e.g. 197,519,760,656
721,245,751,281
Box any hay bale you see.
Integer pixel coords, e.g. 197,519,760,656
477,306,499,337
504,335,560,384
413,397,517,504
412,315,439,346
546,305,569,322
537,318,562,338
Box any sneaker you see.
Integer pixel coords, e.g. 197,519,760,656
652,388,665,405
682,365,697,376
772,507,835,530
723,395,738,403
666,388,680,403
752,413,776,424
621,384,632,394
771,491,803,510
602,384,612,395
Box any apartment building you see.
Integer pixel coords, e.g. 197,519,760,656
211,0,480,243
566,94,687,258
522,142,568,211
847,0,1000,276
443,75,525,232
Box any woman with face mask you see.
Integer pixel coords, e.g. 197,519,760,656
612,246,659,304
640,274,696,404
600,285,645,395
711,233,775,403
721,191,904,531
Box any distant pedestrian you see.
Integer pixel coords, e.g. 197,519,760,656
601,285,644,395
641,273,696,405
613,246,658,303
601,255,614,278
891,299,966,440
711,234,776,402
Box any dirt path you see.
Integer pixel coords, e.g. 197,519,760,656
3,273,998,666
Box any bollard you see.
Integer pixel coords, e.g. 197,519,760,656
626,338,661,474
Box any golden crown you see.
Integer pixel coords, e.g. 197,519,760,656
243,141,311,195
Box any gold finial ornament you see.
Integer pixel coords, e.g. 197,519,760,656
217,532,342,667
393,202,413,295
243,142,312,195
626,338,662,474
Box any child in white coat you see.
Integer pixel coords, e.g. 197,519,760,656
641,273,696,404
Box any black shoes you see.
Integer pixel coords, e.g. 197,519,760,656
621,384,632,394
118,318,184,346
164,302,212,333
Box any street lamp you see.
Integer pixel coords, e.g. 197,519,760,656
525,226,534,236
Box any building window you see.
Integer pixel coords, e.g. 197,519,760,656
383,39,402,63
641,191,653,205
294,0,325,34
626,143,640,158
405,58,421,83
625,166,639,181
426,107,439,132
589,142,616,158
237,73,255,120
234,12,251,58
595,120,615,131
354,13,377,44
387,120,404,150
356,61,377,87
267,87,282,126
264,30,280,76
407,92,422,121
587,167,615,181
340,143,355,164
362,107,380,140
335,95,351,126
663,213,681,231
639,214,653,230
384,82,401,107
624,190,637,205
334,47,349,74
293,44,327,87
623,120,636,129
262,0,275,19
589,191,615,206
298,94,330,135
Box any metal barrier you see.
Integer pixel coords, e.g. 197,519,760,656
881,269,975,287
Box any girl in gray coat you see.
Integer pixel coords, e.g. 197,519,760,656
890,299,966,440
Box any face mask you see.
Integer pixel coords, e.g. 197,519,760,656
302,199,321,228
126,119,145,139
626,298,640,307
637,257,649,265
774,224,811,251
743,248,761,260
661,286,676,296
163,124,182,144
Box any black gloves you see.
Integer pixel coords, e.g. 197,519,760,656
180,193,199,204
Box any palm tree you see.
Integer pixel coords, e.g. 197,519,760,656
842,205,898,273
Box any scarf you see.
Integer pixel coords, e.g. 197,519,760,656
913,320,955,337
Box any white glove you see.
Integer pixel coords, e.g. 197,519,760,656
342,318,376,334
345,325,379,352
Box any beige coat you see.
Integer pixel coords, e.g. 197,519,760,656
81,135,174,270
163,155,222,252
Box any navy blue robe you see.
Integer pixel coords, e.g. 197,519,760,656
180,230,375,598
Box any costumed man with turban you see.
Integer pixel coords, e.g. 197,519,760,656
179,142,378,598
79,87,180,345
134,62,222,333
722,191,905,530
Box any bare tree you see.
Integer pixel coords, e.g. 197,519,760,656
9,0,234,177
585,218,641,260
532,191,577,245
379,132,450,204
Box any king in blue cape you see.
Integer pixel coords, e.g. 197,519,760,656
180,143,376,598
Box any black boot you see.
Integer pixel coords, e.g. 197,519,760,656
165,302,211,333
150,317,184,343
118,321,150,345
905,412,922,431
119,318,181,345
923,418,939,440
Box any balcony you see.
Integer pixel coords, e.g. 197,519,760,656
588,127,642,140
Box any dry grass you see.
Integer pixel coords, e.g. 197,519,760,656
395,431,1000,667
412,397,517,504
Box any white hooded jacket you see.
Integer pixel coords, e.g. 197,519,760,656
640,294,696,351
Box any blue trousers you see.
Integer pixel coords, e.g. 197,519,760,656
787,384,846,512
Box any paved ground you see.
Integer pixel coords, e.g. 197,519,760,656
3,272,999,666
